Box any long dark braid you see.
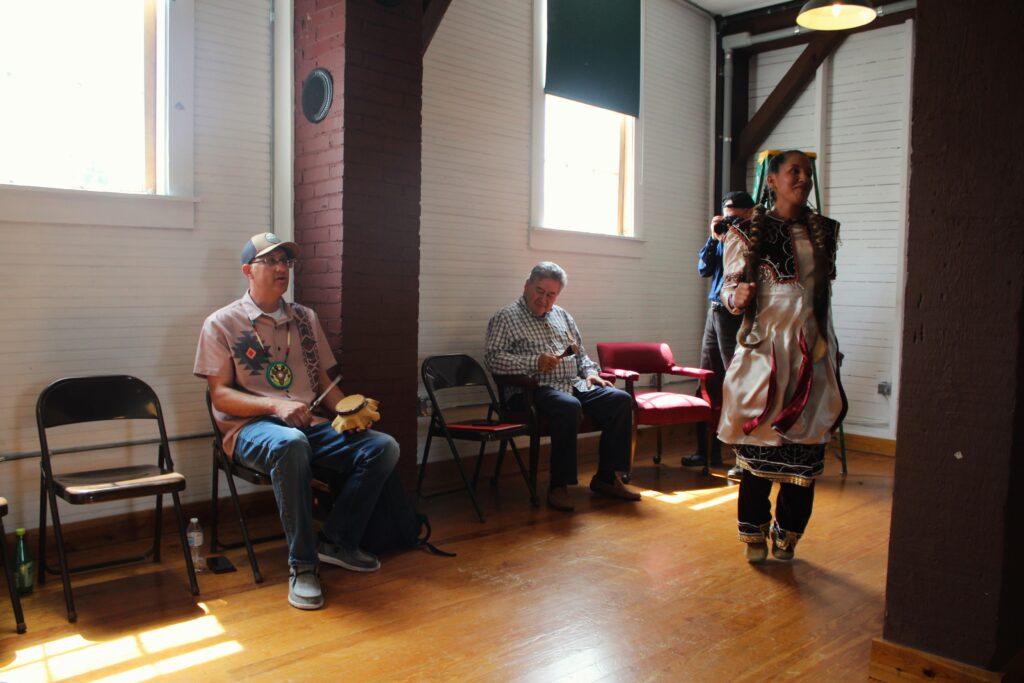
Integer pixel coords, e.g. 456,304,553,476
736,203,767,348
803,206,833,344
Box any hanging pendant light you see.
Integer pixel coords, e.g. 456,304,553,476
796,0,877,31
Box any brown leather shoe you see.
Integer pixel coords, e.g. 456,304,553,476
546,486,575,512
589,475,641,501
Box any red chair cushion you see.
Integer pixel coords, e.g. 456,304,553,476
596,342,674,374
634,391,713,425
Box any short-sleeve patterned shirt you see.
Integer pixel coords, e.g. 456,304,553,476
484,296,601,394
194,291,335,456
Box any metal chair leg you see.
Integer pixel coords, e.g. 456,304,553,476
152,493,163,562
210,445,222,551
171,491,199,596
491,441,507,486
226,470,264,583
471,442,487,490
46,485,77,623
440,433,486,522
36,476,47,586
0,516,26,634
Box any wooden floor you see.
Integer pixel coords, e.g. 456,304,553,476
0,444,894,682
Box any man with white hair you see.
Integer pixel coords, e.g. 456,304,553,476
485,261,641,512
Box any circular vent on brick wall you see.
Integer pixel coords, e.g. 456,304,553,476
301,68,333,124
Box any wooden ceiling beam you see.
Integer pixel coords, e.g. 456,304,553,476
732,30,846,166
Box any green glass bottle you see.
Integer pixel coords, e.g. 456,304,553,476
14,527,33,595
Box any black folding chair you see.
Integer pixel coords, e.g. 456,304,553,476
0,497,27,634
419,355,533,522
35,375,199,623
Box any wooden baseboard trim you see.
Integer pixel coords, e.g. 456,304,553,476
834,432,896,457
869,638,1007,682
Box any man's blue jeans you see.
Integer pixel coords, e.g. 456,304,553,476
512,385,632,488
233,418,400,566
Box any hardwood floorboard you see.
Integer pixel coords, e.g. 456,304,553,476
0,445,894,681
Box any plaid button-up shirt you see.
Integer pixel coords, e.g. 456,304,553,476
485,296,601,394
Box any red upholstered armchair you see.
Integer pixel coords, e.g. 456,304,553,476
595,342,717,475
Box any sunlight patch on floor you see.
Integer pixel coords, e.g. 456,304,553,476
90,642,245,683
689,490,739,510
0,612,240,682
640,486,732,506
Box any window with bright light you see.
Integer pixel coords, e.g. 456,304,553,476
533,0,640,244
0,0,162,194
542,94,635,236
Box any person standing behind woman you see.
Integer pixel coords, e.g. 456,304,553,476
717,150,846,563
682,191,753,474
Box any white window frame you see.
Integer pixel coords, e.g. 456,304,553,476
530,0,645,258
0,0,196,230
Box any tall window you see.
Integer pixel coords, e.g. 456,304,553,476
543,94,635,236
535,0,641,239
0,0,161,194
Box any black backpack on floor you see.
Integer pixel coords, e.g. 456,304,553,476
360,469,454,557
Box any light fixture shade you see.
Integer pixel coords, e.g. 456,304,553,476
796,0,877,31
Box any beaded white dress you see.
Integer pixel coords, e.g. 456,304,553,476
716,213,845,485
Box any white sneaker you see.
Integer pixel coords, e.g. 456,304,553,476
288,565,324,610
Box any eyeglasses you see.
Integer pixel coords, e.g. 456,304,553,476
251,257,296,268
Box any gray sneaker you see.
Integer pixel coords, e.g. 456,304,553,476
288,565,324,610
317,540,381,572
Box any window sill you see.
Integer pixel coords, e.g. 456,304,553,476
529,226,644,258
0,184,197,230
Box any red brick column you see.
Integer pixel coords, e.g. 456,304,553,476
293,0,422,484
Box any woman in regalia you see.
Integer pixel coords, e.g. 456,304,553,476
718,149,846,563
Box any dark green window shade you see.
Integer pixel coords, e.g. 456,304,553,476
545,0,641,118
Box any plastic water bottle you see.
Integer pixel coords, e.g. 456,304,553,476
186,518,205,571
14,528,33,595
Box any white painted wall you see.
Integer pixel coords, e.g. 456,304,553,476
419,0,714,397
745,21,912,440
0,0,274,529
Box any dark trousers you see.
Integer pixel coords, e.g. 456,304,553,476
696,303,742,460
737,470,815,537
517,385,633,488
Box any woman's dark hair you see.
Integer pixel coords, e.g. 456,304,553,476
737,149,832,349
767,149,809,174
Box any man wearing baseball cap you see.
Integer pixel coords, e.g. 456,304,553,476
194,232,399,610
682,192,754,475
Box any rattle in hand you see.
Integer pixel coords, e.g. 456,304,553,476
330,394,381,433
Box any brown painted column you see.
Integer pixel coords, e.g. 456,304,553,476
292,0,422,485
879,0,1024,674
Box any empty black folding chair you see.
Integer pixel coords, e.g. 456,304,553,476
35,375,199,623
419,355,533,521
